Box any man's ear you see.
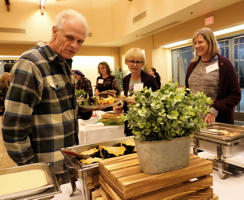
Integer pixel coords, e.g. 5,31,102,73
52,26,58,38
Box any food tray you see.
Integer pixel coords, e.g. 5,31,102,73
0,163,56,200
61,136,134,171
196,122,244,141
193,134,244,157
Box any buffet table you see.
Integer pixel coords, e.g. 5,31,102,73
52,152,244,200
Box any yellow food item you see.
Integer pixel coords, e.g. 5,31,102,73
0,169,47,196
97,96,117,105
218,130,240,137
121,139,135,147
80,157,103,165
99,145,126,158
80,148,99,157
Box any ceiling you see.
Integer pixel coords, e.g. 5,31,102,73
1,0,243,47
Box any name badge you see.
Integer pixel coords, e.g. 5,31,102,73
134,83,144,92
206,63,219,73
98,79,104,84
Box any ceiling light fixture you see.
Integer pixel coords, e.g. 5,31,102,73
161,24,244,48
40,0,46,15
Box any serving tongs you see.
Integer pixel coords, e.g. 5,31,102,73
62,149,91,159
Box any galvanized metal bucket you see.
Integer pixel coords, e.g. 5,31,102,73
135,137,191,174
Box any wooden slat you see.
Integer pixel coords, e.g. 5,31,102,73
132,176,213,200
100,178,122,200
92,189,103,200
180,188,213,200
100,175,214,200
212,194,219,200
99,153,213,199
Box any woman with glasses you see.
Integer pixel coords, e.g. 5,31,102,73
94,61,120,98
114,48,159,136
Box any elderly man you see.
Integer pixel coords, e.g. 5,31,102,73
2,10,92,180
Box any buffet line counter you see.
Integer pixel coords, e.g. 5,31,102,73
51,152,244,200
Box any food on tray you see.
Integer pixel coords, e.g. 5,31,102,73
207,128,241,137
80,157,103,165
100,112,124,126
218,130,240,137
78,96,118,107
99,145,126,158
121,139,137,154
0,169,47,196
74,139,136,165
80,148,100,157
76,89,87,97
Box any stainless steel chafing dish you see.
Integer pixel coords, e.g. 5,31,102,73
193,122,244,179
0,163,61,200
61,136,134,200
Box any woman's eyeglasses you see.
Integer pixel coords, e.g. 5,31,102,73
127,60,143,65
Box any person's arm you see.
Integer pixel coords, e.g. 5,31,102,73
212,58,241,113
94,88,100,97
2,60,41,165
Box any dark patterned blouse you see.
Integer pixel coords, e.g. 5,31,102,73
95,75,120,97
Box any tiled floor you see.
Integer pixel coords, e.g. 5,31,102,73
0,116,17,169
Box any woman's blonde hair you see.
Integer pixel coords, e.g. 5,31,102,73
124,48,146,67
191,27,219,62
0,72,10,88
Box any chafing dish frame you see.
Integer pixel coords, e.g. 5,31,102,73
193,133,244,179
61,136,134,200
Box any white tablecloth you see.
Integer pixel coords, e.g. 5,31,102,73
78,124,125,145
198,152,244,200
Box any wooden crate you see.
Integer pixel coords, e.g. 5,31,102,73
99,153,215,200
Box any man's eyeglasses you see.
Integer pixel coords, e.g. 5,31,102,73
127,60,143,65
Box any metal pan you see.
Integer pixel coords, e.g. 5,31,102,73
0,163,56,200
196,122,244,141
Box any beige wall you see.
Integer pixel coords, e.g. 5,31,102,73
120,1,244,84
153,1,244,47
1,1,244,85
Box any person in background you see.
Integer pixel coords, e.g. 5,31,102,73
0,72,10,113
94,61,120,98
2,9,94,182
73,69,93,97
113,48,159,136
148,67,161,87
185,27,241,124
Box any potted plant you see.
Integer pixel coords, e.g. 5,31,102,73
112,67,128,92
124,81,212,174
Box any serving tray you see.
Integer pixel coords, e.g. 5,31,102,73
0,163,56,200
196,122,244,141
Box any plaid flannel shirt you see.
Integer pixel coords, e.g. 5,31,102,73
2,41,90,174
